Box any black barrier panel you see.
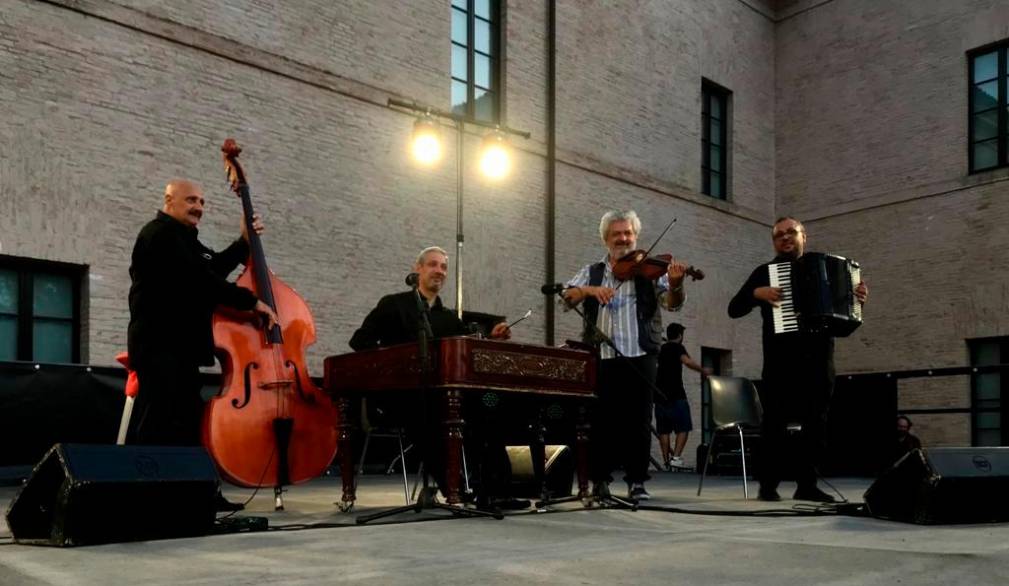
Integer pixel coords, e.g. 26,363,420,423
0,361,255,470
6,443,220,546
825,374,897,476
864,447,1009,524
0,363,127,467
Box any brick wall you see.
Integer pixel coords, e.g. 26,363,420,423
5,0,1004,466
777,0,1009,451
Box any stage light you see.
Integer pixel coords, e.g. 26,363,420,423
478,129,511,180
389,97,528,317
411,114,442,166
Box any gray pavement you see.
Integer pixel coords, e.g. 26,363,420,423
2,471,1008,585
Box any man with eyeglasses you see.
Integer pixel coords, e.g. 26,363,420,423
728,217,867,502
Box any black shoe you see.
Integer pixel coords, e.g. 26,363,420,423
215,493,245,512
793,486,837,503
492,498,531,510
757,488,782,502
627,483,651,501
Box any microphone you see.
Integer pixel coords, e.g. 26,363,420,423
540,283,569,295
405,272,420,288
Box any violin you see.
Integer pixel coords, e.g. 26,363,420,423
612,250,705,282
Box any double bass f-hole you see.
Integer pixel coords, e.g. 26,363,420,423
234,359,300,410
233,361,259,410
285,360,315,404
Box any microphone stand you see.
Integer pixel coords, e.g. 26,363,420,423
539,287,672,511
544,286,678,510
356,285,501,524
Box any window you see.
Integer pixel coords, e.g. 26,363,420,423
968,43,1009,172
451,0,500,122
0,256,85,363
701,80,731,199
969,337,1008,446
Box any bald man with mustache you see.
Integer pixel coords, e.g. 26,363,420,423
127,180,276,454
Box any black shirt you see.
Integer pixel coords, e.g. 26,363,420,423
727,254,834,381
127,211,258,368
656,342,689,404
895,433,922,462
349,290,468,350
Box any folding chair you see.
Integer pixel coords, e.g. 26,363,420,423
697,375,763,499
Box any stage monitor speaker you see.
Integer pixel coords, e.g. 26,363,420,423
864,447,1009,525
5,443,220,546
505,445,574,499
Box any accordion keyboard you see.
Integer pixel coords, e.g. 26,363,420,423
769,262,800,334
850,265,862,322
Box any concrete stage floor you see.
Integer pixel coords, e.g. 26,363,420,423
1,471,1008,585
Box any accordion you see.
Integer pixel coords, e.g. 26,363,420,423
768,252,863,337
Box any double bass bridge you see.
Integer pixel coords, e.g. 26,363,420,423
234,361,315,408
258,380,295,390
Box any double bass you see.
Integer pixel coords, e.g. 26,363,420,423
202,139,338,508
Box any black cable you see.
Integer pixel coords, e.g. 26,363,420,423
634,503,842,518
219,499,867,537
215,445,276,521
814,473,849,504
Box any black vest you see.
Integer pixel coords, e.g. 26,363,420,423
582,262,664,355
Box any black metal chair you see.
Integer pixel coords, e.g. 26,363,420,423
697,376,763,499
357,400,413,504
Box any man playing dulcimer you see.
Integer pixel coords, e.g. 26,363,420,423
561,210,698,502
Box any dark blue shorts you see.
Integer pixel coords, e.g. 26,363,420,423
654,399,692,435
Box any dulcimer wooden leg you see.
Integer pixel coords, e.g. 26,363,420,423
336,395,356,512
443,389,465,505
576,405,591,500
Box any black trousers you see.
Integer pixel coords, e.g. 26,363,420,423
128,352,204,446
758,356,834,491
591,355,656,485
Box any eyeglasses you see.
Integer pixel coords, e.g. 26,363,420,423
772,228,803,240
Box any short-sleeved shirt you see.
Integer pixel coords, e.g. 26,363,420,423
656,341,689,405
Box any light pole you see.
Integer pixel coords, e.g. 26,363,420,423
388,97,530,319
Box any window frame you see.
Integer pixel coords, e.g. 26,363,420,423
701,79,731,200
0,255,85,364
968,336,1008,446
967,41,1009,173
451,0,501,123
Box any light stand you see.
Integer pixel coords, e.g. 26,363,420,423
388,97,530,320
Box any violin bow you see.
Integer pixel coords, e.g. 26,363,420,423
640,216,677,258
